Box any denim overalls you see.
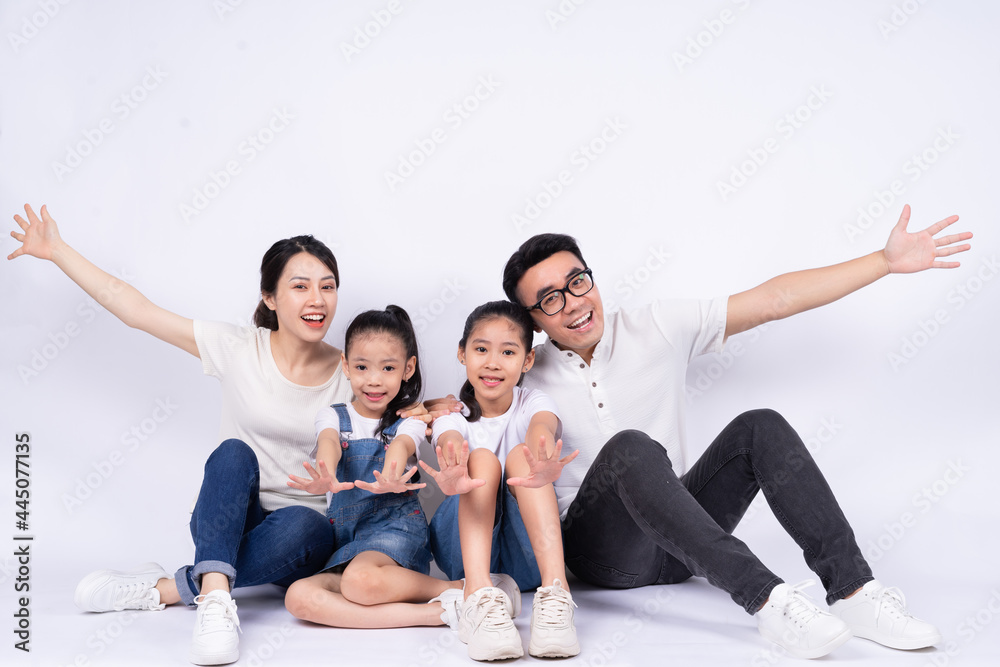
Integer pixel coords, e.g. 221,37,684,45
322,404,431,574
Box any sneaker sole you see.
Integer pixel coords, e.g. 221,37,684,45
853,628,943,650
187,647,240,666
74,562,167,612
772,626,852,660
468,641,524,661
529,639,581,658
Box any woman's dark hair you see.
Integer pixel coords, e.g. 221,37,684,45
502,233,587,306
344,305,423,442
458,300,534,422
253,235,340,330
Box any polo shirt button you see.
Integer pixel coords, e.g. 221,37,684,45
579,363,585,368
592,382,597,387
598,402,604,408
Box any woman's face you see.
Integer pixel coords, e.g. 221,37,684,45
262,251,338,342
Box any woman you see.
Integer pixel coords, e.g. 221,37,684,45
8,203,360,665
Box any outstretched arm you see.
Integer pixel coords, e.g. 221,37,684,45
288,429,354,495
8,204,198,356
725,205,971,338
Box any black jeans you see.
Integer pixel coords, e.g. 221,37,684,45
560,409,873,614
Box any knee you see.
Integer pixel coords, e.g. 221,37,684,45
206,439,257,472
469,448,502,479
738,409,799,449
602,430,673,470
340,565,384,606
285,578,320,620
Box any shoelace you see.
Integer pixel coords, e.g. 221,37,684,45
780,580,826,627
194,594,242,634
871,585,909,621
114,581,163,611
474,589,513,631
534,584,576,628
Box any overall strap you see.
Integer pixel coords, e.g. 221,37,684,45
383,416,404,440
331,403,352,435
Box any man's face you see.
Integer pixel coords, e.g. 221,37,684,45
515,250,605,359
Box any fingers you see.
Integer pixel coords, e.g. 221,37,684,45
354,480,376,492
521,444,538,466
924,213,960,236
936,244,971,257
506,476,525,487
12,213,28,232
301,461,320,479
468,478,486,490
559,449,580,465
400,465,419,483
419,460,441,479
24,204,41,225
934,231,973,247
892,204,911,232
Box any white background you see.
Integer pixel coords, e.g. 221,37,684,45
1,1,997,665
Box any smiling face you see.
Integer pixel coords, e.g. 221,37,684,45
459,316,535,418
515,250,605,363
262,251,338,342
343,333,415,419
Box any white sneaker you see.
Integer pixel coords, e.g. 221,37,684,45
430,587,464,630
756,581,852,659
458,587,523,661
188,590,241,666
529,579,580,658
74,562,167,612
461,573,522,618
830,579,941,650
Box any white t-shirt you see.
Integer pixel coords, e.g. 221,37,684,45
431,386,562,468
194,320,353,513
313,402,427,465
521,297,727,517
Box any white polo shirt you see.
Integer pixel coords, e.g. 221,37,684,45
520,297,728,517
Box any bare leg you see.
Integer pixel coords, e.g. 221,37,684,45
155,577,182,606
505,447,570,591
460,449,503,600
285,571,446,629
199,572,231,596
340,551,460,605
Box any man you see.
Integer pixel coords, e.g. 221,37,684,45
500,205,969,659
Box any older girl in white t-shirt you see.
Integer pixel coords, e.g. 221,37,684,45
421,300,581,661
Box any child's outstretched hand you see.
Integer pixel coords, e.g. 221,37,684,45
354,460,426,494
419,439,486,496
507,436,579,489
287,460,355,495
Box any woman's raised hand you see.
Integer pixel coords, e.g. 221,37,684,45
354,460,426,494
9,204,62,261
418,439,485,496
288,460,355,495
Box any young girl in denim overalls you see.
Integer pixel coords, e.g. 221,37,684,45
420,300,581,661
284,305,464,629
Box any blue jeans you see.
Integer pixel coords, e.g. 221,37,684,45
561,409,873,614
174,439,335,606
430,484,541,591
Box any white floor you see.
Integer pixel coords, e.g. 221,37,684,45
22,568,999,666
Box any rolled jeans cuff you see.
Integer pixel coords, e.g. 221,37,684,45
175,561,237,606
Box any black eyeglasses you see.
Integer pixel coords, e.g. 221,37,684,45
527,269,595,316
